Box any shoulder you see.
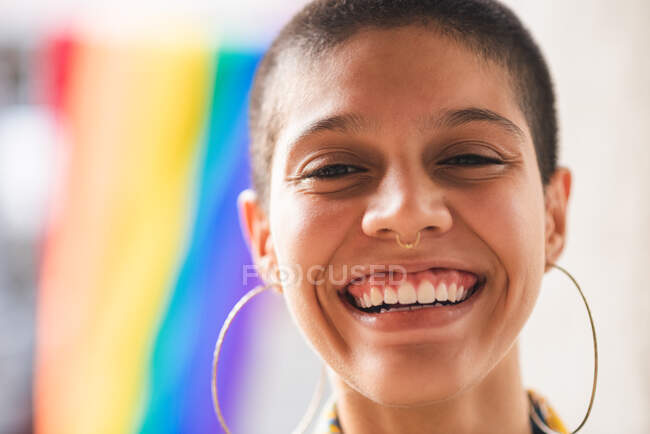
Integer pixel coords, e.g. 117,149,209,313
528,388,570,434
313,390,570,434
312,394,342,434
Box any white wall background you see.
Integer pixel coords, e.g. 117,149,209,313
513,2,650,433
1,0,647,432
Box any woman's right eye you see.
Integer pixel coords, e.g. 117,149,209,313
302,164,366,179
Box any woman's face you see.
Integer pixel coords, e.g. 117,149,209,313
243,27,569,405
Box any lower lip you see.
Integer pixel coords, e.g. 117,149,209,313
339,281,485,332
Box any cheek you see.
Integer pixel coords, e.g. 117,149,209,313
472,183,545,268
270,191,356,296
271,194,360,272
269,192,363,362
458,174,546,324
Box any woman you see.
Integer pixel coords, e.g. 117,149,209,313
224,0,592,432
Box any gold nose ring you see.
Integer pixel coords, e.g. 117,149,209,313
395,230,422,249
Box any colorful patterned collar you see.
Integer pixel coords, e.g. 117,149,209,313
313,389,568,434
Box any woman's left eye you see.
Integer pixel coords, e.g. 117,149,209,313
302,164,366,179
440,154,504,166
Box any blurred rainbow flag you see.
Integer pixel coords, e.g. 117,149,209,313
36,30,263,433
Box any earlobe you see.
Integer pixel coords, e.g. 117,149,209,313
543,168,572,271
237,189,280,290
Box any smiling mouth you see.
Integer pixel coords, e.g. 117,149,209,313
341,268,486,314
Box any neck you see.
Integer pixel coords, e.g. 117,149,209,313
332,342,532,434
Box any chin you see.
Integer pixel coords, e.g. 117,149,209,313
352,360,473,407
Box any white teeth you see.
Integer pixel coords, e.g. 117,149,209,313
436,282,448,302
447,283,457,302
398,282,417,304
363,293,372,308
354,281,475,311
384,287,398,304
417,281,436,304
370,286,383,306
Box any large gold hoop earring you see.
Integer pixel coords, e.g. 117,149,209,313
530,263,598,434
211,283,327,434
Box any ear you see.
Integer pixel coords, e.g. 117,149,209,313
237,189,281,292
543,167,572,272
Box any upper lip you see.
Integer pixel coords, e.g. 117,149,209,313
335,258,486,293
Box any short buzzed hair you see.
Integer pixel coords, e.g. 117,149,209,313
249,0,558,208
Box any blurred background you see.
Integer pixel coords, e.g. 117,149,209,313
0,0,648,433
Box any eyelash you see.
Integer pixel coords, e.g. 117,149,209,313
302,164,366,179
440,153,504,166
302,154,503,179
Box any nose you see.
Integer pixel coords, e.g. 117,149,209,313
361,167,453,244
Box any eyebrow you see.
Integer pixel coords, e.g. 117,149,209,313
295,112,373,141
429,107,526,141
291,107,525,146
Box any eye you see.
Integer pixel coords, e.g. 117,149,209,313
440,154,504,166
302,164,366,179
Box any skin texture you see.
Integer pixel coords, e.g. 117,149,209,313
239,27,572,434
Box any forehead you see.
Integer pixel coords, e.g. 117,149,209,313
272,26,530,160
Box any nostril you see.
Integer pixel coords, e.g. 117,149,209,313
376,228,396,239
